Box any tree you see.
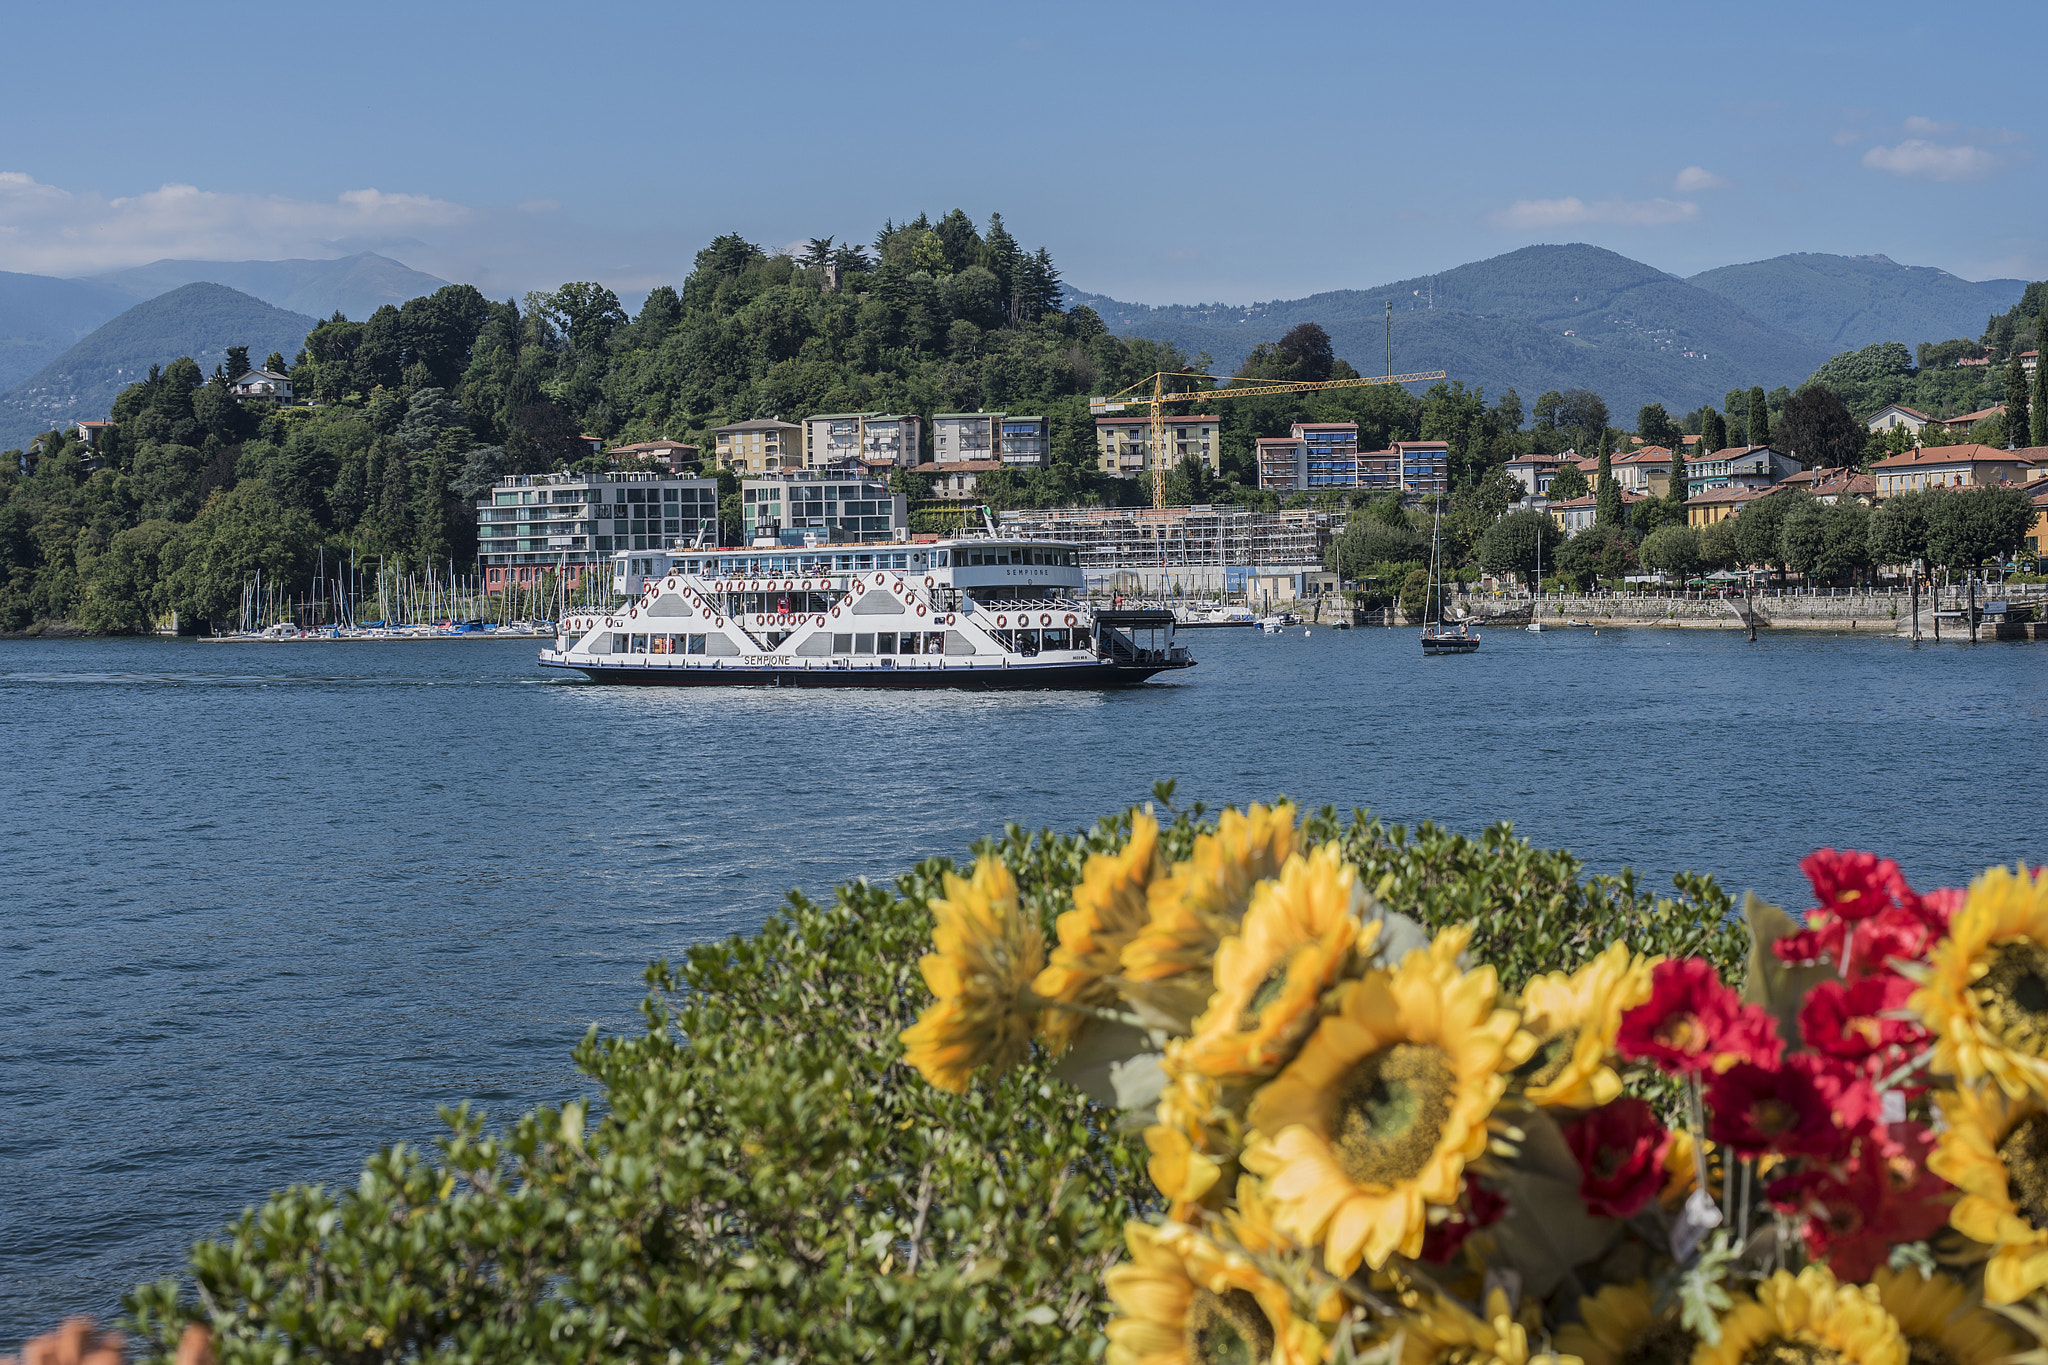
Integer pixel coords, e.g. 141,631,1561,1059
1555,388,1609,451
1594,446,1620,527
1699,407,1727,455
1669,443,1689,506
1475,509,1561,582
1779,499,1826,582
1775,386,1863,468
1699,515,1742,570
1637,403,1680,449
1331,516,1427,579
1638,524,1702,581
224,346,252,382
263,350,287,375
1926,486,2034,571
1274,323,1335,382
1733,489,1807,585
1818,498,1874,585
1547,460,1589,501
1531,391,1563,432
1746,386,1769,445
1868,491,1931,570
2005,352,2031,450
2034,310,2048,446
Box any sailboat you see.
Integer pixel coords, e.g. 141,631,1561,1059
1527,511,1547,632
1420,496,1479,655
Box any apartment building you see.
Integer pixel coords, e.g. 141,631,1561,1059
740,472,909,543
1093,415,1222,478
933,412,999,463
997,415,1050,468
1395,441,1450,494
1254,422,1375,491
1687,445,1801,497
1869,444,2036,496
712,418,803,473
476,470,719,589
803,412,925,469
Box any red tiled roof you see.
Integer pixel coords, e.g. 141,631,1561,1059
1615,447,1673,464
1687,484,1780,506
934,459,1006,473
1945,406,2006,426
1869,444,2036,470
1549,490,1648,508
1871,404,1932,421
1699,445,1774,461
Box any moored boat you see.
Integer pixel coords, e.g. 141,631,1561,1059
539,533,1195,689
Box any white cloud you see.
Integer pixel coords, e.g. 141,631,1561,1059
1860,139,2000,182
0,171,468,275
1674,166,1730,192
1494,196,1700,229
1902,115,1956,135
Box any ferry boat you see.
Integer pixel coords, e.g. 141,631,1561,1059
539,532,1195,689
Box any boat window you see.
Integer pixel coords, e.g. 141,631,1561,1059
835,554,853,571
630,634,648,653
1043,629,1070,650
855,554,873,570
937,552,949,566
832,633,852,654
876,632,897,653
611,633,628,654
925,631,945,653
913,552,928,569
687,634,707,654
854,633,874,654
890,553,908,568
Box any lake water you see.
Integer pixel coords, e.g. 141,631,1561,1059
3,624,2042,1342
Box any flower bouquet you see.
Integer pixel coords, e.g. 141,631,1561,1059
902,801,2048,1365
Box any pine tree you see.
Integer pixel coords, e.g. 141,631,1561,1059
1747,386,1769,445
2032,311,2047,446
1700,407,1726,454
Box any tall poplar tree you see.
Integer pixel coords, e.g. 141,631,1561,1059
2005,352,2031,450
1747,386,1769,445
2032,310,2047,446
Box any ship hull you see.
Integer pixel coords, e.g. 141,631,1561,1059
542,656,1195,689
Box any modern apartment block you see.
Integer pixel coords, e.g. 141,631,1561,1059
712,418,803,473
997,415,1050,468
1395,441,1450,494
740,472,910,544
933,412,998,463
1256,423,1379,491
476,470,720,589
1093,415,1222,479
803,412,925,469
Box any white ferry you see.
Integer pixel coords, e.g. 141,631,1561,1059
539,532,1195,689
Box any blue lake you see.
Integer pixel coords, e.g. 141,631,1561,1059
2,624,2042,1343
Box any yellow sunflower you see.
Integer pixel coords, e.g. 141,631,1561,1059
1177,845,1374,1081
1382,1288,1582,1365
1034,812,1165,1052
899,855,1044,1092
1909,863,2048,1101
1104,1220,1324,1365
1239,925,1526,1277
1120,803,1299,1027
1553,1282,1691,1365
1513,944,1655,1110
1869,1265,2020,1365
1692,1264,1906,1365
1146,1068,1231,1216
1928,1083,2048,1304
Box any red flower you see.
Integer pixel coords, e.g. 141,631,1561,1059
1618,958,1783,1075
1706,1056,1845,1158
1851,906,1936,972
1563,1097,1672,1220
1800,848,1910,923
1768,1126,1952,1280
1419,1172,1509,1263
1773,911,1846,968
1798,974,1926,1068
1904,885,1962,935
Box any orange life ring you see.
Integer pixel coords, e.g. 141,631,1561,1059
714,616,723,628
815,614,826,627
1040,614,1052,627
996,614,1007,628
666,577,677,589
1064,614,1076,626
915,605,926,617
946,614,956,625
924,575,935,588
629,608,637,619
873,572,885,585
854,579,865,594
831,606,840,618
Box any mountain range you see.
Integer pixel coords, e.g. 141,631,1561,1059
0,283,317,450
1069,246,2028,418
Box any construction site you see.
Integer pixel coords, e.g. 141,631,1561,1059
995,504,1338,600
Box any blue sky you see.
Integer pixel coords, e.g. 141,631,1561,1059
3,0,2042,303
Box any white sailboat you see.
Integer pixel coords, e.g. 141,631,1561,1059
1527,512,1547,632
1419,498,1479,655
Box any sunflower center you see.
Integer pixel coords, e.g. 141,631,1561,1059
1332,1042,1455,1187
1906,1338,1961,1365
1516,1028,1579,1089
1998,1112,2048,1229
1738,1340,1845,1365
1975,940,2048,1057
1621,1321,1698,1365
1240,967,1292,1030
1185,1287,1273,1365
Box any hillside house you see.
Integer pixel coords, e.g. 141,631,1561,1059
713,418,802,473
229,368,293,401
1779,466,1876,505
607,440,699,472
1688,445,1800,497
929,459,1006,501
1685,484,1779,529
1943,405,2006,432
1866,404,1932,436
1549,490,1647,536
1869,445,2034,496
1613,447,1674,497
1504,451,1568,498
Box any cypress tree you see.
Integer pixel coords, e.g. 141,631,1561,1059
1669,442,1689,506
2032,311,2047,446
1701,406,1726,454
1594,439,1620,525
1747,386,1769,445
2005,351,2031,449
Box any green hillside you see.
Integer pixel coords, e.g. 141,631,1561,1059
1686,253,2025,351
86,251,451,323
1068,244,1832,415
0,283,315,448
0,271,136,389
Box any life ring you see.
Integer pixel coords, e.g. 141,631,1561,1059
755,614,765,626
629,608,637,619
831,606,841,618
996,614,1007,628
666,576,677,589
915,605,926,617
1040,614,1052,627
1065,614,1076,626
946,614,956,625
854,579,866,594
714,616,724,628
801,579,811,591
925,576,935,588
873,572,885,585
815,615,826,627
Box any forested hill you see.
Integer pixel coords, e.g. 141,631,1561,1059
85,252,451,324
1686,253,2026,352
1067,244,1832,416
0,284,317,448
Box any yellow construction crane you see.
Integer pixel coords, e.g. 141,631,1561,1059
1090,368,1448,508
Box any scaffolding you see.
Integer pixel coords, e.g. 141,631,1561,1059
997,504,1334,597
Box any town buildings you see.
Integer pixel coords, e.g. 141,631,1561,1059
1687,445,1801,497
997,415,1050,468
1395,441,1449,494
928,460,1007,501
804,413,924,469
476,470,719,590
1866,404,1933,437
1550,490,1646,536
712,418,803,473
1504,451,1569,499
1093,415,1222,479
998,504,1334,597
740,473,908,543
1684,484,1777,529
605,439,699,472
1868,445,2035,496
